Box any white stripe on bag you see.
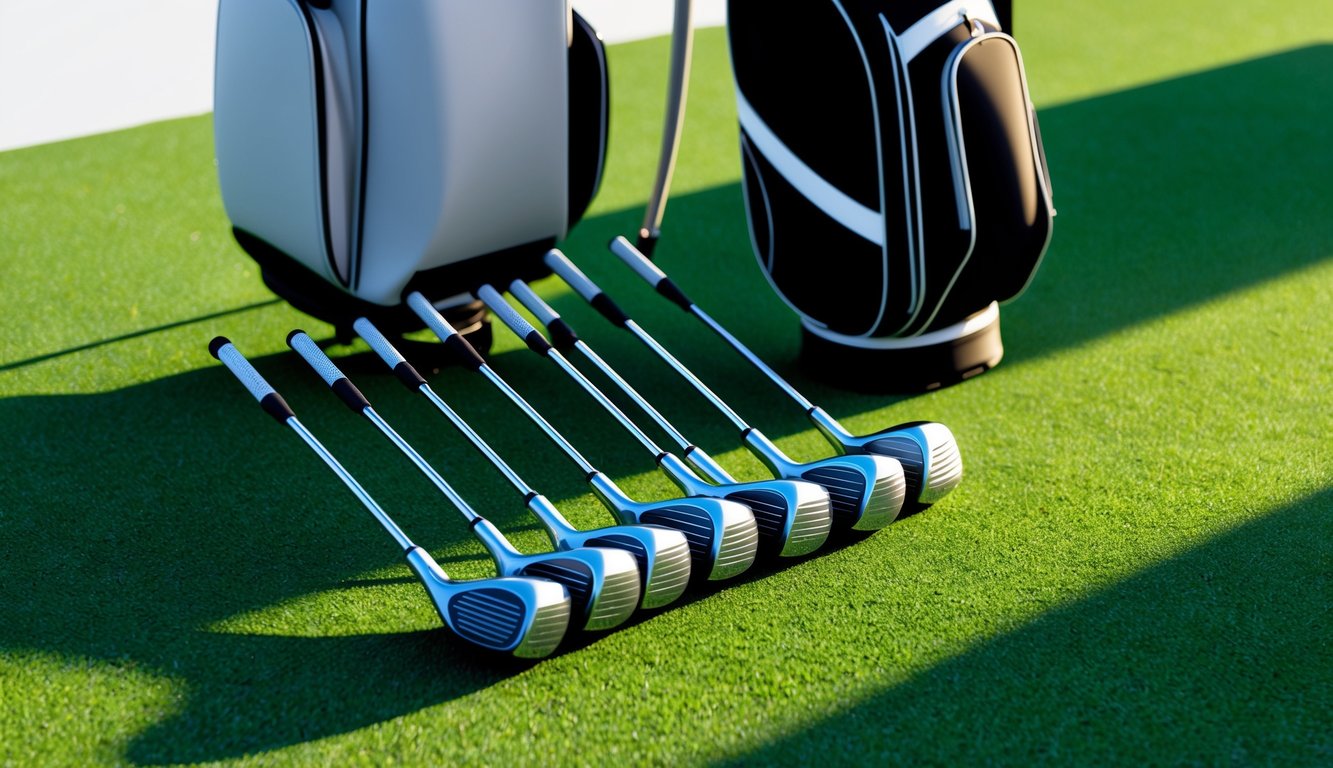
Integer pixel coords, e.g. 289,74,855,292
896,0,999,62
735,91,885,247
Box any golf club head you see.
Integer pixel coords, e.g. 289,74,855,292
497,546,642,632
406,547,571,658
777,454,907,532
548,522,693,610
713,479,833,558
664,452,832,558
840,421,963,507
614,495,759,582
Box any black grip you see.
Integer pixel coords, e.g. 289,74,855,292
590,293,631,328
656,278,693,312
260,392,295,423
443,333,486,371
332,378,371,412
546,318,579,350
208,336,230,359
393,360,428,390
524,330,553,355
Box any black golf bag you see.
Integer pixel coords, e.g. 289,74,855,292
727,0,1053,390
213,0,608,347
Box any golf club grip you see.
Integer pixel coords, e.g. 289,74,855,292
353,317,428,389
508,280,579,350
475,285,553,355
406,291,487,371
209,337,296,423
286,331,372,412
543,251,631,327
508,280,560,326
608,236,693,311
543,249,600,302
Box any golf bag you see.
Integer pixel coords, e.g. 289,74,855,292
213,0,608,345
727,0,1053,390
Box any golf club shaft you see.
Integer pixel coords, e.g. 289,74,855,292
406,291,600,478
352,317,612,549
209,337,415,552
607,235,818,412
507,278,738,486
542,251,750,434
286,331,482,522
475,285,669,460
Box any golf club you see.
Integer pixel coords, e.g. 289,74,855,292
207,336,571,658
406,292,759,582
504,279,833,558
351,317,693,610
542,249,906,530
286,331,641,631
608,235,963,507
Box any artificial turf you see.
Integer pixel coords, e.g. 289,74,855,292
1,2,1329,764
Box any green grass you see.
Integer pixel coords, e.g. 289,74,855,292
1,2,1330,764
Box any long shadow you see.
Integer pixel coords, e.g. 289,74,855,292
0,354,639,765
716,486,1332,765
0,298,281,373
547,45,1332,449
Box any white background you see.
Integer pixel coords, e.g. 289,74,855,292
0,0,726,151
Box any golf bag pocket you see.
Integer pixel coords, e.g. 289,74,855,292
924,27,1053,332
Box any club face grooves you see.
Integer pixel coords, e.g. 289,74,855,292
721,486,828,558
517,557,595,623
922,436,964,504
446,588,526,649
863,435,926,494
859,470,906,531
787,492,835,556
512,599,573,658
638,503,757,581
713,514,761,579
800,464,869,527
725,488,788,543
589,532,692,609
640,505,716,568
586,565,643,628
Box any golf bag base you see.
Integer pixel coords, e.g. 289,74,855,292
799,303,1002,393
237,227,553,360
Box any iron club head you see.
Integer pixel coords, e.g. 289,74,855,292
407,547,572,658
526,494,692,610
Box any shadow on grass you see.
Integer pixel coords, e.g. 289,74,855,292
546,45,1332,448
716,486,1332,765
0,354,566,764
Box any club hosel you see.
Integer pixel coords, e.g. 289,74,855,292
681,445,736,484
405,546,447,584
656,452,710,494
741,428,791,475
807,407,853,454
468,517,523,559
587,471,630,513
525,493,579,544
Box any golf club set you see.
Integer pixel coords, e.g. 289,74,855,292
206,0,1049,656
210,237,964,657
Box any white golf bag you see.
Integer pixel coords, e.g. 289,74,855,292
214,0,608,343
